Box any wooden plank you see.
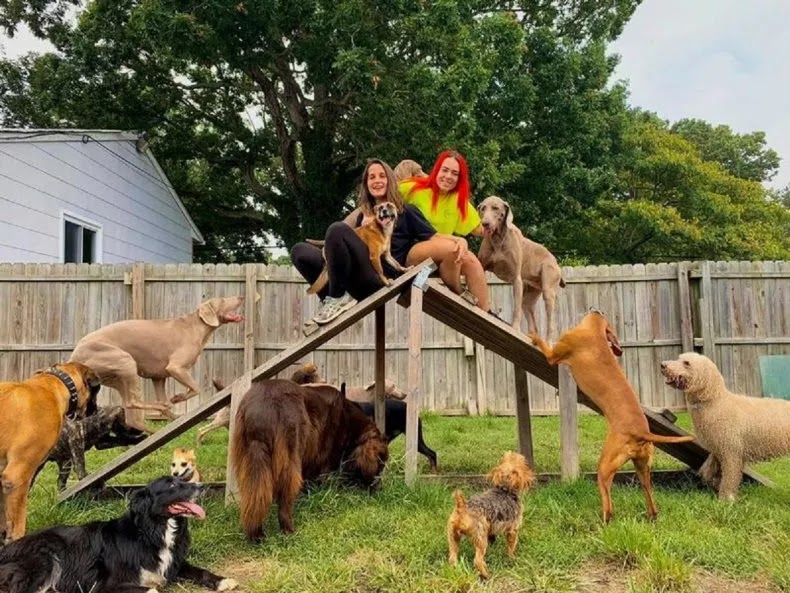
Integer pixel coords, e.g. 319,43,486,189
58,260,435,501
374,304,386,433
514,366,534,468
677,262,694,353
225,372,253,505
558,365,579,480
404,286,423,486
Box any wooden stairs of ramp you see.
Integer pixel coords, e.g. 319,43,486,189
58,259,769,502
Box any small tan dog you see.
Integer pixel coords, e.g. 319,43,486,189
477,195,565,339
394,159,428,182
70,295,245,432
171,447,201,483
307,202,410,294
447,451,536,579
0,362,100,543
530,311,695,522
661,352,790,501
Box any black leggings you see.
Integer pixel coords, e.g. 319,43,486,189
290,222,387,301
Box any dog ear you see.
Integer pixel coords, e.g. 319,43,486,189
340,382,347,400
130,485,153,517
503,200,514,227
212,378,226,391
352,432,388,479
198,300,220,327
605,324,623,357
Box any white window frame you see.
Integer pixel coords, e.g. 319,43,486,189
60,211,103,264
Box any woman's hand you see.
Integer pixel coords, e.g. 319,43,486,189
453,237,469,264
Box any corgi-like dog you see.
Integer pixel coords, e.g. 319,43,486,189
171,447,201,483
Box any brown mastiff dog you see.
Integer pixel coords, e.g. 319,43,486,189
69,296,244,432
0,362,100,543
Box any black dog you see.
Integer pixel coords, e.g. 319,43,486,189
354,400,438,473
0,476,237,593
32,406,147,491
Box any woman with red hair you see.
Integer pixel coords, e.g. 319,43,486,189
399,150,490,312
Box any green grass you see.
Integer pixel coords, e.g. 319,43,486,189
27,413,790,593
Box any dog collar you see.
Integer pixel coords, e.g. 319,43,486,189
45,367,80,420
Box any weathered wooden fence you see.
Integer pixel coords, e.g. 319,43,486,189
0,260,787,416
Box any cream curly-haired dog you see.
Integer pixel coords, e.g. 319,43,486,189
661,352,790,501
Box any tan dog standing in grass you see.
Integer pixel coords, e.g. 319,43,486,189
529,311,696,522
661,352,790,501
0,362,100,543
171,447,201,483
69,296,245,432
477,195,565,339
447,451,536,579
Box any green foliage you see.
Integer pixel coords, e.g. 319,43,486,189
565,114,790,263
671,118,781,183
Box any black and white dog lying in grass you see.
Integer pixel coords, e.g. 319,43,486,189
0,476,236,593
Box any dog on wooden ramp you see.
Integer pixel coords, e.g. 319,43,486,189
0,362,100,543
529,310,696,522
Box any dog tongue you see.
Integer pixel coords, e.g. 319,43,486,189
224,314,244,323
168,501,206,519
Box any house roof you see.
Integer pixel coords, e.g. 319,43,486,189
0,128,205,243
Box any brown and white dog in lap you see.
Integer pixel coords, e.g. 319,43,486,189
69,296,245,432
307,201,410,295
477,195,565,339
529,311,695,522
0,362,100,543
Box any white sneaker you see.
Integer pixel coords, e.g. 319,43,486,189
313,293,357,324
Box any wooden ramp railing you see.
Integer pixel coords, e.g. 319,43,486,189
405,278,771,487
58,260,436,502
59,259,769,502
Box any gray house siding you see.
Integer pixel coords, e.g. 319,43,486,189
0,131,201,263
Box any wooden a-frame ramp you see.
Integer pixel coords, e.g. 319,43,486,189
59,259,769,502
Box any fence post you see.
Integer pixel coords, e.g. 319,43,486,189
676,262,694,353
699,261,718,366
558,365,579,480
243,264,257,373
514,366,534,468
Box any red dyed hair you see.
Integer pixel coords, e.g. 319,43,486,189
406,150,471,221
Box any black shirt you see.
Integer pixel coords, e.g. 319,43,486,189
354,204,436,274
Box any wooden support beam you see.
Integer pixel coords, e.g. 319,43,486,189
225,372,253,505
514,366,534,468
374,305,386,433
404,285,424,486
558,365,579,481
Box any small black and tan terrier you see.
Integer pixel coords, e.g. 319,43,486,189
447,451,536,579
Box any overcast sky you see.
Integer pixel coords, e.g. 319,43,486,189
2,0,789,188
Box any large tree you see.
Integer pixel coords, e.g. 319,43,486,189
565,113,790,263
0,0,641,261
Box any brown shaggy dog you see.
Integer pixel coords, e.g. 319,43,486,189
447,451,536,579
230,379,389,542
661,352,790,501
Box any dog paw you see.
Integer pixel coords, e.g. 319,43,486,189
217,578,238,591
170,393,188,404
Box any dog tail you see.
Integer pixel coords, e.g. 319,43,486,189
230,408,274,543
452,489,467,511
641,432,695,444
